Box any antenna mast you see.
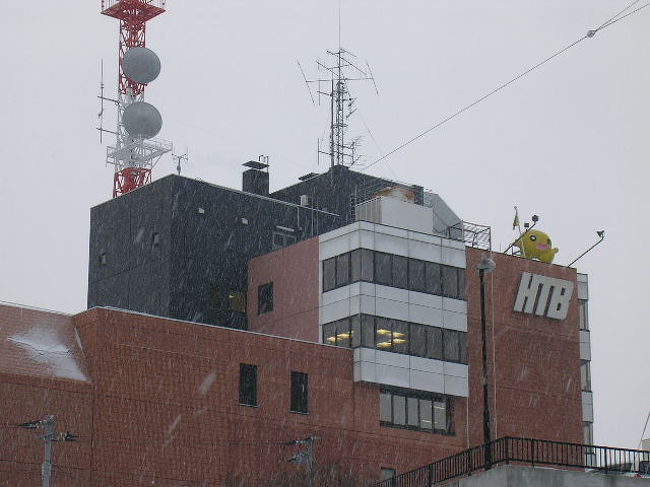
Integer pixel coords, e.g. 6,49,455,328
299,49,378,168
99,0,171,198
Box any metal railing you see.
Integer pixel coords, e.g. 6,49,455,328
445,221,491,250
371,437,650,487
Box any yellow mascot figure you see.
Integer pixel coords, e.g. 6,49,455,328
514,229,558,264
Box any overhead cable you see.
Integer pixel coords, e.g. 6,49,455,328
361,1,650,172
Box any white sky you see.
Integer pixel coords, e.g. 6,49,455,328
1,0,648,450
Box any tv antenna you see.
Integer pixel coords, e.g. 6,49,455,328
298,47,378,168
97,0,172,198
172,147,189,175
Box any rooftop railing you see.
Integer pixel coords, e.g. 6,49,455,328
371,436,650,487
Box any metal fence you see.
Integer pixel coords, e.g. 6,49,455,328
371,437,650,487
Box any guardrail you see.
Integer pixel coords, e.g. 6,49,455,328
371,436,650,487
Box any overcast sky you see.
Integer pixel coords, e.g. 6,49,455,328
1,0,648,450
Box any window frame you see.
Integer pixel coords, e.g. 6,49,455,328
321,249,466,301
257,282,274,315
239,363,258,407
379,386,453,435
290,371,309,414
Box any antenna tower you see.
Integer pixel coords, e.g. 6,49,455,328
99,0,172,198
299,48,378,168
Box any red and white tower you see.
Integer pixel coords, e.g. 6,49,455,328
101,0,171,198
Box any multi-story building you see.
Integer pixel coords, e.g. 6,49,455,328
0,164,600,485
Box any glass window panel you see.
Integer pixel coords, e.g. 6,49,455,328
391,320,409,354
290,371,308,413
361,249,374,282
459,332,467,364
426,327,443,360
433,400,447,431
419,399,433,430
239,364,257,406
409,324,426,357
350,249,361,283
442,266,458,299
380,392,392,422
335,318,351,348
457,269,466,300
380,468,396,481
444,330,460,362
257,282,273,314
375,317,393,351
581,361,591,391
361,314,375,348
336,253,350,287
350,314,361,348
393,395,406,425
392,255,408,289
409,259,426,292
425,262,442,295
375,252,392,286
407,397,419,427
579,300,589,330
323,258,336,291
323,322,337,345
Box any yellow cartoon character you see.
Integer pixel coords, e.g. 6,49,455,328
514,229,559,264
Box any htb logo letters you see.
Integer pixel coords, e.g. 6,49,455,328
513,272,574,320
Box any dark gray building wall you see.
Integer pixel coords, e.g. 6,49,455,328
270,165,425,224
88,177,173,317
88,174,340,329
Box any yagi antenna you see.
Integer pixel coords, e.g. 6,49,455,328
297,61,315,106
366,61,379,95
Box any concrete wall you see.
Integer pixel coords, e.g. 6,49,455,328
454,465,650,487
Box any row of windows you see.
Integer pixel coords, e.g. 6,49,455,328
322,314,468,364
380,386,453,435
323,249,466,300
239,364,308,414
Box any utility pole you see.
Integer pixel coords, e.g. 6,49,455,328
19,415,78,487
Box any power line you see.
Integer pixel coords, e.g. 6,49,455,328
362,1,650,172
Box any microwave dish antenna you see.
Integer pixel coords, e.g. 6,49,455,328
122,47,161,84
123,102,162,139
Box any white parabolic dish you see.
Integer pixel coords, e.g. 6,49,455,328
123,102,162,139
122,47,161,84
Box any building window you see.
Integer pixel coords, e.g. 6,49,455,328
321,250,466,300
578,299,589,330
580,360,591,392
151,232,160,248
99,251,107,265
239,364,257,407
583,422,594,445
321,315,468,365
229,290,247,314
290,371,308,414
323,258,336,292
379,386,453,435
258,282,273,314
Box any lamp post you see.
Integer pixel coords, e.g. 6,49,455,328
478,256,496,469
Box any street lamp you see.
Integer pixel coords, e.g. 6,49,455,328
478,255,496,469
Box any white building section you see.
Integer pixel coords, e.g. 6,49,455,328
318,202,469,397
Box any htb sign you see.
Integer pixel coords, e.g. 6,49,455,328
513,272,574,320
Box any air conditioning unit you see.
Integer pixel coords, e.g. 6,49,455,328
299,195,313,207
